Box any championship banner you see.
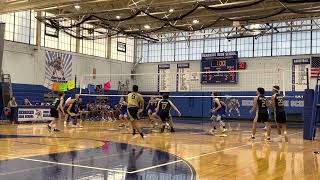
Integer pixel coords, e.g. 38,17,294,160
18,107,54,122
176,63,190,92
292,58,310,91
44,50,72,90
158,64,171,92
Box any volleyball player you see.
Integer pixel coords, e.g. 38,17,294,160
49,92,65,132
118,96,129,128
146,96,158,127
272,85,288,141
119,96,128,120
250,87,271,141
127,85,145,138
156,93,181,133
210,92,227,135
64,94,79,127
66,97,83,128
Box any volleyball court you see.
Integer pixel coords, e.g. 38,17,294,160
77,68,307,138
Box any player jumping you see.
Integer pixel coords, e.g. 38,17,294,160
156,93,181,133
272,85,288,141
127,85,145,138
210,92,227,135
250,87,271,142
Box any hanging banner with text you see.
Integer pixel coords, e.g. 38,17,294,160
158,64,171,92
292,58,310,91
176,63,190,92
44,50,73,90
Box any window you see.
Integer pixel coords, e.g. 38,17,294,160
291,20,311,55
93,29,107,58
149,42,161,62
110,35,134,62
237,37,253,57
126,37,134,62
254,34,272,57
142,41,149,63
220,38,236,52
14,11,31,44
80,24,94,56
204,38,219,53
6,10,37,45
190,39,203,60
175,40,189,61
162,39,175,62
272,32,291,56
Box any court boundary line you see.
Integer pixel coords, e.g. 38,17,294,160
129,131,302,174
0,155,129,173
0,151,131,176
0,131,303,176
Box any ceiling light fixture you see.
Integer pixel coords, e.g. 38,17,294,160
144,25,151,29
116,15,121,19
169,9,174,13
74,5,81,9
192,19,199,24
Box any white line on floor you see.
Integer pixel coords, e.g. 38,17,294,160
130,131,302,174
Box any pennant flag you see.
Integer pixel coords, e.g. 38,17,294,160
104,81,111,90
59,83,68,92
52,82,60,91
67,80,75,90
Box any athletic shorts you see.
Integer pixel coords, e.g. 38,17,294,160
50,108,59,118
275,111,287,124
210,114,223,121
120,110,128,116
119,113,128,118
254,112,269,123
148,109,156,115
159,111,170,122
127,107,139,120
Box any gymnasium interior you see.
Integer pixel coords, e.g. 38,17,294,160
0,0,320,179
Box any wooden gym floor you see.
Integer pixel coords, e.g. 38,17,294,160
0,120,319,180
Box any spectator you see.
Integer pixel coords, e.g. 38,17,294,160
7,97,18,124
23,99,32,106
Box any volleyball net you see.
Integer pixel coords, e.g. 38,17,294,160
78,69,308,98
77,68,307,122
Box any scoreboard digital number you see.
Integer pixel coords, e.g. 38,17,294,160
201,51,238,84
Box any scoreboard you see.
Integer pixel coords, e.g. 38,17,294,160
201,51,238,84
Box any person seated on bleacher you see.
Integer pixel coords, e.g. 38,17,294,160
87,101,96,120
23,99,32,106
113,105,121,120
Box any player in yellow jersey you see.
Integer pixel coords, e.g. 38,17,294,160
127,85,145,138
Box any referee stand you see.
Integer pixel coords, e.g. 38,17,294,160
304,69,320,140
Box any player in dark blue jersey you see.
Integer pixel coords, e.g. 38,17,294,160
118,96,129,128
156,94,181,133
210,92,227,136
119,96,128,120
250,87,271,141
147,96,158,118
66,97,83,128
272,85,288,141
146,96,159,127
